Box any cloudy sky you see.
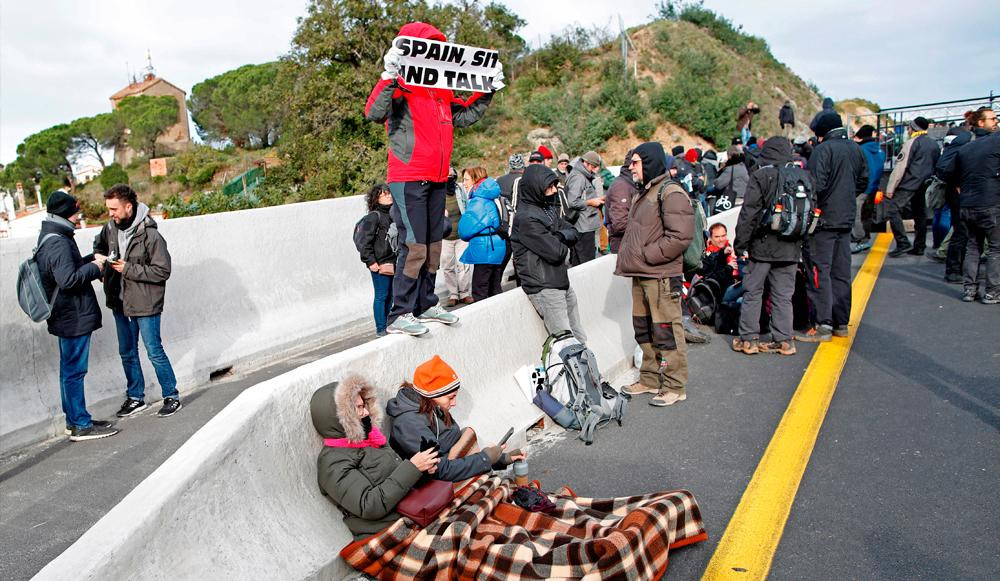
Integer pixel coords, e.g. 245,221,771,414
2,0,998,165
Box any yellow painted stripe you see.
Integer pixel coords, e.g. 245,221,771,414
702,232,892,580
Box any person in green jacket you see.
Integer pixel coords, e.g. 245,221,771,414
310,375,440,540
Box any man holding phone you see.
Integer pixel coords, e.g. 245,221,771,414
94,184,181,418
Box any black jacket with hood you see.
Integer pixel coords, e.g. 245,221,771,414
934,127,972,205
734,137,806,263
809,97,837,134
808,127,869,231
510,165,576,294
312,376,423,540
357,204,397,267
385,386,497,482
35,217,102,338
897,133,941,192
944,128,1000,209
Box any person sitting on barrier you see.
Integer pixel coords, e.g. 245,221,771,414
510,164,588,343
357,183,397,337
386,355,524,482
311,375,440,540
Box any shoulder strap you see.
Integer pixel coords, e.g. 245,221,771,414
33,233,61,258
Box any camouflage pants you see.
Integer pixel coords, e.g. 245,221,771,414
631,276,688,394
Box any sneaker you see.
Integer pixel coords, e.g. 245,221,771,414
64,419,114,436
69,424,119,442
683,316,711,344
650,391,686,407
116,399,147,418
416,306,459,325
759,341,797,356
461,296,474,304
888,242,912,258
944,274,963,285
375,331,387,337
962,288,977,303
386,314,429,336
738,339,759,355
851,241,873,254
832,324,849,338
158,398,183,417
794,324,833,342
622,382,658,396
981,293,1000,305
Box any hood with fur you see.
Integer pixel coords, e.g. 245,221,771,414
310,374,383,443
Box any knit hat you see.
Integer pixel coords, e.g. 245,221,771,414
855,124,875,140
537,145,553,159
813,111,844,138
528,151,545,163
671,145,685,157
508,153,525,170
684,148,699,163
46,190,79,219
910,116,929,131
412,355,460,398
557,153,570,163
702,150,717,161
581,151,602,167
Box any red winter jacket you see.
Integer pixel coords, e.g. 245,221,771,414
365,22,493,183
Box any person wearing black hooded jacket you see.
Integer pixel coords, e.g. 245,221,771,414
732,137,804,356
934,127,973,282
510,165,587,342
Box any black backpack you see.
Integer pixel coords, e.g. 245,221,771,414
762,164,818,240
493,177,519,240
353,212,398,254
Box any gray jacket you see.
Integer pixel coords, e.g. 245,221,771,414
714,163,749,199
94,211,171,317
564,160,602,232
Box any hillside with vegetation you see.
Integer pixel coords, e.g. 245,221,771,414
2,0,831,221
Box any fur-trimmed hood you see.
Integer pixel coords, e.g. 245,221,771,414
310,374,382,443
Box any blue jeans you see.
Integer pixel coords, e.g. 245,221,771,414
740,126,752,146
113,310,178,401
370,272,394,333
59,334,93,429
932,205,951,248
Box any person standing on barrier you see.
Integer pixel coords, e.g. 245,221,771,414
365,22,499,337
95,185,181,419
616,142,693,407
357,183,398,335
36,188,118,441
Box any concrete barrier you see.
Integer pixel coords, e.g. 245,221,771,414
0,196,395,455
34,255,636,581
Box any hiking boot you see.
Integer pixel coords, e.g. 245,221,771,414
888,242,912,258
64,419,113,436
683,316,711,344
69,424,119,442
622,382,658,396
981,293,1000,305
832,324,849,338
794,324,833,342
738,338,760,354
759,341,796,356
944,274,963,285
116,399,147,418
650,391,686,407
461,296,474,304
416,306,459,325
851,241,872,254
158,398,183,418
386,314,429,336
962,288,977,303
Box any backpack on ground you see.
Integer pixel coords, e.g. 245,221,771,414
17,233,61,322
493,176,520,240
531,331,628,445
656,182,707,271
762,164,818,240
353,212,398,254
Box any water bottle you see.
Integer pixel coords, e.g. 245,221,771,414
513,460,529,486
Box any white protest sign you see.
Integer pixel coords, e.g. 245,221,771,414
392,36,504,93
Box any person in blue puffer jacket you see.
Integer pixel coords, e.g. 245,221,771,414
850,125,886,253
458,168,509,301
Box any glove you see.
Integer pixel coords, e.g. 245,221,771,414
556,228,580,246
381,46,403,80
492,63,505,91
482,445,503,465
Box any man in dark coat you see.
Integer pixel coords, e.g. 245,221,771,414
796,118,869,342
733,137,804,356
605,151,639,253
35,188,119,441
934,126,973,282
779,101,795,133
809,97,838,135
884,116,940,256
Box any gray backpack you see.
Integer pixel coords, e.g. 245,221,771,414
17,233,61,322
531,331,629,445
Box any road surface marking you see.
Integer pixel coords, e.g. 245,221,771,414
702,232,892,580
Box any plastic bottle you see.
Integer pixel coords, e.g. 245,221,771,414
513,460,529,486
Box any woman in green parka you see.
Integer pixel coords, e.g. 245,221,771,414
310,375,440,540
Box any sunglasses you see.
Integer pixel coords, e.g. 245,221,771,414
628,158,642,167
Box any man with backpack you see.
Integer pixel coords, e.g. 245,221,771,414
34,189,118,441
732,137,812,356
885,116,940,257
796,116,868,342
616,142,694,407
564,151,605,266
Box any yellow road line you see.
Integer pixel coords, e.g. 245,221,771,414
702,232,892,580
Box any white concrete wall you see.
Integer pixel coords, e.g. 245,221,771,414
0,197,387,455
34,256,636,581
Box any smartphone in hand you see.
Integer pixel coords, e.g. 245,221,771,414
498,427,515,446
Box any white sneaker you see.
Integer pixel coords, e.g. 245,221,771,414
386,314,429,336
416,306,459,325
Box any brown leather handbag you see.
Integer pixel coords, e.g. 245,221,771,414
396,479,453,527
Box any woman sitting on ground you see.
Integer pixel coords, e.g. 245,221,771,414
310,375,440,540
385,355,525,481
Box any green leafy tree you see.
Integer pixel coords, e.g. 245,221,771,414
189,62,291,148
100,163,130,189
67,115,110,167
115,95,179,158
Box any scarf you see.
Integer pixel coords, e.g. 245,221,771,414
323,425,388,449
116,202,149,262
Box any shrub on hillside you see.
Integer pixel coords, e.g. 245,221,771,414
170,146,230,187
633,119,657,140
100,164,129,189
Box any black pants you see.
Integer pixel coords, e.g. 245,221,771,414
569,232,597,267
806,229,852,327
888,184,928,251
471,247,511,301
944,189,968,278
389,180,445,319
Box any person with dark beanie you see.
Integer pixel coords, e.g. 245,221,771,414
36,186,118,441
884,116,940,257
616,142,693,407
796,115,868,342
851,124,885,253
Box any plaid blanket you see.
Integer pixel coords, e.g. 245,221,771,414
340,475,707,580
